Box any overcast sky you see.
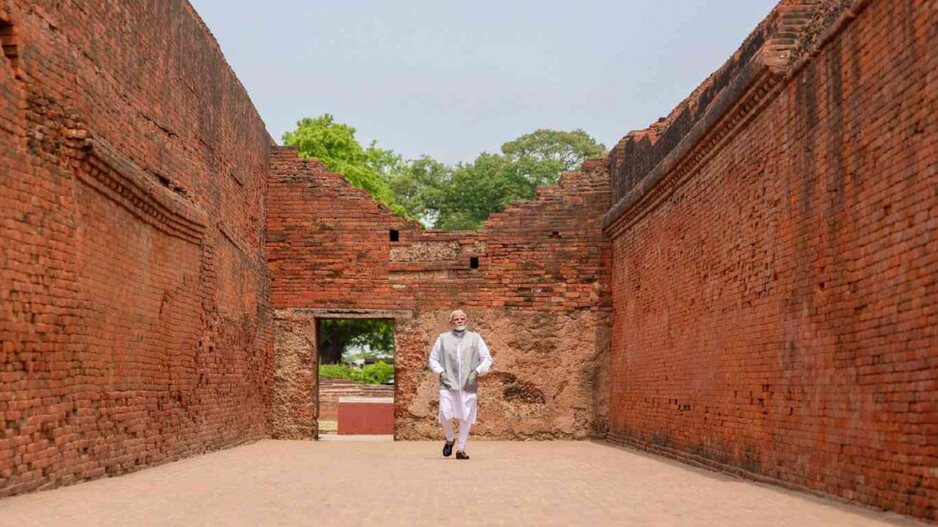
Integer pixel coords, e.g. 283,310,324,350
189,0,778,164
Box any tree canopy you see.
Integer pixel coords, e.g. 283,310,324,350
282,115,606,229
316,318,394,365
282,114,404,214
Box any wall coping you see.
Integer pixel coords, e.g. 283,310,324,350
601,0,872,237
274,308,414,320
602,56,783,238
339,397,394,404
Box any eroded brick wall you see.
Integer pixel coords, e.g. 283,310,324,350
393,163,611,439
0,0,273,495
603,0,936,520
267,148,420,310
267,149,611,439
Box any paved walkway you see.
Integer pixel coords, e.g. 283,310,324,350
0,440,925,527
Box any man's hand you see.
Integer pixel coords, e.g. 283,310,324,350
468,371,479,384
439,372,445,383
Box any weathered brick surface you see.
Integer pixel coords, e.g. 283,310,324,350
603,0,937,520
0,0,273,496
267,149,611,440
267,148,420,310
1,0,934,521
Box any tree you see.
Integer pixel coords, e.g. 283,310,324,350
427,129,607,230
316,319,394,365
388,156,450,226
501,129,607,187
431,154,523,230
282,114,401,209
282,116,607,229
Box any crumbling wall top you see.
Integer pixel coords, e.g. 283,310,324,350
603,0,854,230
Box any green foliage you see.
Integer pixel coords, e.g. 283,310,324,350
361,361,394,384
433,153,530,230
318,361,394,385
501,129,607,186
317,319,394,365
387,156,450,225
318,363,360,380
430,129,607,229
282,115,606,229
282,114,401,207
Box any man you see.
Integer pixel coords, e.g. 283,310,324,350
428,310,493,459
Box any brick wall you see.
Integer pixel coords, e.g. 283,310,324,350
267,148,421,310
603,0,936,520
0,0,273,496
2,0,933,520
267,149,611,440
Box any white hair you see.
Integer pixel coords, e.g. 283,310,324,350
449,309,467,321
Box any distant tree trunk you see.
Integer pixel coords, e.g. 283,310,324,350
318,338,346,364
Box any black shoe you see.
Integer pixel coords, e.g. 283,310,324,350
456,450,470,460
443,440,454,457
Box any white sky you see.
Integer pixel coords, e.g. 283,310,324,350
189,0,778,164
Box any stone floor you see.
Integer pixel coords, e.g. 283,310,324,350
0,440,926,527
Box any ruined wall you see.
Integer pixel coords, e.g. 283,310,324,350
603,0,936,520
393,163,611,439
267,149,611,440
267,148,420,310
0,0,273,495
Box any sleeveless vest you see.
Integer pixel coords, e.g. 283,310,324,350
437,330,481,393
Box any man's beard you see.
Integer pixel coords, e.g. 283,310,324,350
454,325,467,332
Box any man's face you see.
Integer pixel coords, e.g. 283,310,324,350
450,313,467,331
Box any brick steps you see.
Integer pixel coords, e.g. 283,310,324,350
319,377,394,422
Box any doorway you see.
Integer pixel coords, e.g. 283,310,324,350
316,318,395,437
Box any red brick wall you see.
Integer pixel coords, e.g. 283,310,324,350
337,400,394,435
268,149,610,314
267,149,612,439
2,0,931,520
0,0,273,496
267,148,420,310
392,160,611,313
603,0,936,520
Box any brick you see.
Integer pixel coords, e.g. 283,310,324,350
602,0,937,521
267,151,612,441
0,0,272,498
1,0,935,523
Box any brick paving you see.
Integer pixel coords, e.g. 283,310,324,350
0,440,925,527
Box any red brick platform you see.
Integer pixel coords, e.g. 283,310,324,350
337,397,394,435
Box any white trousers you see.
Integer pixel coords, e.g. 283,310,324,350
441,418,472,451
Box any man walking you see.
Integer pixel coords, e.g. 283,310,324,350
428,310,493,459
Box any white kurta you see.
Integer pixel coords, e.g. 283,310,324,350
428,333,493,424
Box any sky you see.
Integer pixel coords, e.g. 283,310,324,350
189,0,779,165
